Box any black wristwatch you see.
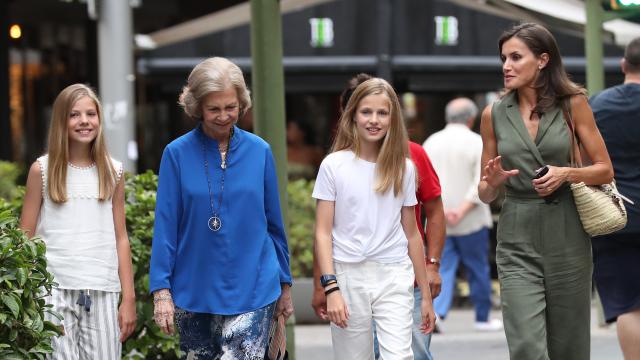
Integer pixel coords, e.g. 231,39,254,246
320,274,337,287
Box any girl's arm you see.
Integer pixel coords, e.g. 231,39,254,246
532,95,613,194
112,173,136,342
401,206,435,334
20,161,43,237
315,199,349,328
478,104,519,203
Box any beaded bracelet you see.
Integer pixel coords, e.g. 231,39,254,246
323,280,337,288
153,294,172,303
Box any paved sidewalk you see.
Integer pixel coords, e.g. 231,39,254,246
295,306,622,360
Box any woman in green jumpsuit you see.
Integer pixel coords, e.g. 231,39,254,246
478,23,614,360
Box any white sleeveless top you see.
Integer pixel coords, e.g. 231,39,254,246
35,155,123,292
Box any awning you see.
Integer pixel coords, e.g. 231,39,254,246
451,0,640,47
134,0,337,50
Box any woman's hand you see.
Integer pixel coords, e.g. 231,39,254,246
326,289,349,328
275,284,294,321
118,297,137,342
153,289,175,335
420,296,436,334
481,156,519,188
532,165,569,197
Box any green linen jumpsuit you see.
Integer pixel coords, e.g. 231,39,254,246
492,92,592,360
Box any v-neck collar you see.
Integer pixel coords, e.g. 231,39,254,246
504,92,548,167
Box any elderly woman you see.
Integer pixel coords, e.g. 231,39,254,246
149,57,293,359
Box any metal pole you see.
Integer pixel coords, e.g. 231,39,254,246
250,0,294,357
585,0,607,327
585,0,605,94
0,0,12,161
97,0,137,172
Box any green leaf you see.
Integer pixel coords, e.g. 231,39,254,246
1,294,20,318
16,268,27,286
9,328,17,341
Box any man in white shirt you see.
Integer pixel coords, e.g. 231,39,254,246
423,97,502,332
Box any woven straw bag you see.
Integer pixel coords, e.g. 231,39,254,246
570,181,627,236
563,102,628,237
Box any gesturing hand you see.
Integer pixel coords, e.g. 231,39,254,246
482,156,519,188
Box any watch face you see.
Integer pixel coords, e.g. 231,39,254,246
320,274,337,287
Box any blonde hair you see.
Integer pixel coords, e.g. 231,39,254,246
47,84,117,203
178,57,252,118
331,78,409,196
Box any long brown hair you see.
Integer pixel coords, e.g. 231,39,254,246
47,84,117,203
331,78,409,196
499,23,585,113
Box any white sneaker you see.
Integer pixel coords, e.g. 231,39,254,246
474,318,503,332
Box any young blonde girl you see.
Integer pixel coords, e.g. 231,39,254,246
20,84,136,359
313,78,435,359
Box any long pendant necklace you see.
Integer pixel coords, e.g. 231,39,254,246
201,127,233,232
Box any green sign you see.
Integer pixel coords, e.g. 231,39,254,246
309,18,334,48
434,16,459,46
610,0,640,9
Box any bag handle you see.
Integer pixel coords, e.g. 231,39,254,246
562,98,634,205
561,97,583,168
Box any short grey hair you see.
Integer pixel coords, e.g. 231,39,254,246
445,97,478,124
178,57,252,119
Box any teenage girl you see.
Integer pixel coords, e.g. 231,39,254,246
21,84,136,359
313,77,435,360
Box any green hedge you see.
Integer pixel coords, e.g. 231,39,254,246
0,201,62,359
0,161,23,201
287,179,315,278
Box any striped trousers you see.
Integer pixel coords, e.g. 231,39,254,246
44,288,121,360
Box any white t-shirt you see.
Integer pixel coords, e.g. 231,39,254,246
312,150,417,263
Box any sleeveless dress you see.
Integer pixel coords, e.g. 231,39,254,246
492,92,592,360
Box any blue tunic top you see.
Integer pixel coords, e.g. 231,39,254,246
149,124,292,315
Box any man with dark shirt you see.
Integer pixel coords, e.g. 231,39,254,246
590,36,640,360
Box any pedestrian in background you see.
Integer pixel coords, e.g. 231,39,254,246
20,84,137,358
424,97,502,333
149,57,293,359
312,73,445,360
590,36,640,360
314,77,435,360
478,23,613,360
